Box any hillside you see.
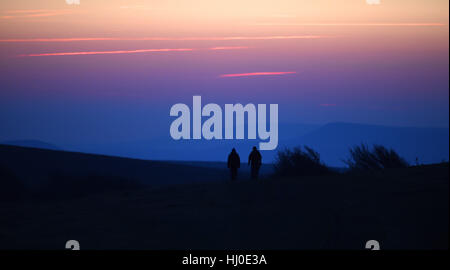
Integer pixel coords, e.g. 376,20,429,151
0,145,448,249
0,144,268,189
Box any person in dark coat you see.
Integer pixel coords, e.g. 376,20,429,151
248,146,262,180
227,148,240,181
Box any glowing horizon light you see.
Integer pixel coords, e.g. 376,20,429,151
219,71,297,78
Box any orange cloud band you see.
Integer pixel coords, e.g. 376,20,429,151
253,22,446,26
219,71,297,78
1,9,75,19
0,35,325,43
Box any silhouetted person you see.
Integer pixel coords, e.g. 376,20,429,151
227,148,240,181
248,146,262,180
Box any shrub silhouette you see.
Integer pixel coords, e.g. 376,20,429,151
344,144,408,171
274,146,330,177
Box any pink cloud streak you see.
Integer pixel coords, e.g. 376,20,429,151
219,71,297,78
19,48,195,57
209,46,249,50
18,46,249,57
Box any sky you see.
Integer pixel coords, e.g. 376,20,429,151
0,0,448,161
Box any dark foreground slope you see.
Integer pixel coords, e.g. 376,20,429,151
0,144,272,189
0,144,233,189
0,146,448,249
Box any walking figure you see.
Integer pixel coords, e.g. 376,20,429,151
227,148,240,181
248,146,262,180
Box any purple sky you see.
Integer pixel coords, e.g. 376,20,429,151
0,0,448,161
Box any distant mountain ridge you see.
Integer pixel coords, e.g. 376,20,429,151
1,122,448,167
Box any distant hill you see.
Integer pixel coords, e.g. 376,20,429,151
0,140,61,151
4,122,446,168
298,122,449,166
66,123,319,164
